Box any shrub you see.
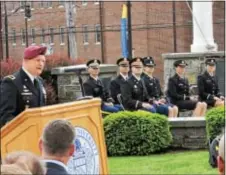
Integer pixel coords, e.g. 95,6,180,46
103,110,172,156
206,107,225,140
0,58,21,79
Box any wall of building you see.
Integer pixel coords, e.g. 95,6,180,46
1,1,225,82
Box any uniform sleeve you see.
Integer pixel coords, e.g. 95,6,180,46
109,79,119,103
102,85,114,103
120,82,142,109
215,76,222,97
157,79,164,97
83,82,94,97
197,75,214,100
0,78,18,127
167,78,184,100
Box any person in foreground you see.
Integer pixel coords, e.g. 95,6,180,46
217,132,225,175
39,119,76,175
1,150,45,175
167,60,207,117
0,45,47,128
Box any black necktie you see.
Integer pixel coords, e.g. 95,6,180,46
34,79,39,89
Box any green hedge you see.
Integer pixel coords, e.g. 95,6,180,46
206,107,225,140
103,110,172,156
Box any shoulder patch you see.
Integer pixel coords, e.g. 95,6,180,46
4,75,15,80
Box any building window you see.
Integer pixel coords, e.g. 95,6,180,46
11,2,15,11
20,1,25,10
41,28,45,43
59,27,65,44
83,25,88,44
21,29,25,45
95,24,101,44
82,0,87,6
49,27,54,44
47,1,52,8
58,0,65,7
94,0,99,5
40,1,44,8
29,1,34,9
12,28,16,45
31,28,35,44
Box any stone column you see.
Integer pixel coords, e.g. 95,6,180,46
191,0,218,52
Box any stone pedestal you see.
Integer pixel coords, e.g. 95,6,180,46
51,64,118,103
169,117,207,149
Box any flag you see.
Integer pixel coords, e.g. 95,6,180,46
121,4,128,58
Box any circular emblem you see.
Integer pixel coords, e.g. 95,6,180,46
67,127,99,175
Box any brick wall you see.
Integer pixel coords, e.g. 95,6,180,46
1,1,225,82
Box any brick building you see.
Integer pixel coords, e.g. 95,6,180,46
1,1,225,81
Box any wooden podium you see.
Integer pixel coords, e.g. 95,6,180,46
1,98,108,175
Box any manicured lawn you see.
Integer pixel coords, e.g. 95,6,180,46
108,150,218,174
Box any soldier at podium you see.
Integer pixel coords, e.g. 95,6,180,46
83,59,123,113
197,58,225,107
0,45,47,127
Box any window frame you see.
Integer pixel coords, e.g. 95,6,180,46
95,24,101,44
59,27,65,45
49,27,54,45
31,28,36,44
41,28,45,44
21,28,25,45
82,0,87,6
82,25,89,45
12,28,16,45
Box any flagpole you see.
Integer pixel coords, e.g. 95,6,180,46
127,1,132,60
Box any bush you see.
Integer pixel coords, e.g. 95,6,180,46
206,107,225,140
103,110,172,156
0,58,21,79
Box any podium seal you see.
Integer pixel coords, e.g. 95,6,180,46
67,127,99,175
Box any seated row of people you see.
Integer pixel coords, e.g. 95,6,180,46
83,57,224,117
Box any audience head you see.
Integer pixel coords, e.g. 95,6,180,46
2,151,45,175
116,57,129,75
218,133,225,175
39,119,76,165
1,164,32,175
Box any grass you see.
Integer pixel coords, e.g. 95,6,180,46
108,150,218,174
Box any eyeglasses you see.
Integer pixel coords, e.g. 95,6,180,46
119,64,129,67
132,65,143,69
90,66,100,70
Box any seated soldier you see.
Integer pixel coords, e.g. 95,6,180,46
83,59,122,113
167,60,207,117
197,58,224,108
120,57,156,113
142,56,178,117
109,57,129,108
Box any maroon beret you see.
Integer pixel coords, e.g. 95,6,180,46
24,45,47,60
